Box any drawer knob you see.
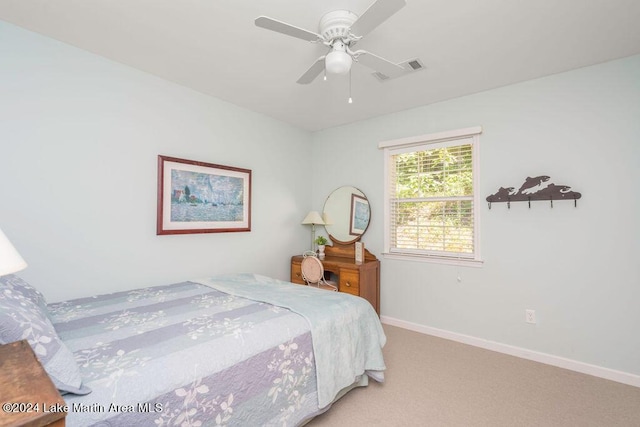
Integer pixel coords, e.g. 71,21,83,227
345,282,351,287
296,273,301,278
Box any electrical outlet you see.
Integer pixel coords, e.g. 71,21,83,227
525,309,536,324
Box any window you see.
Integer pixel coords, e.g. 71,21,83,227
379,127,482,266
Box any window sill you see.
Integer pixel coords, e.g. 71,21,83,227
382,252,484,268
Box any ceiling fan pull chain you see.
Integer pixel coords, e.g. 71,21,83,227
348,69,353,104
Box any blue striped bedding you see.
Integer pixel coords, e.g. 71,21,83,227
48,274,386,426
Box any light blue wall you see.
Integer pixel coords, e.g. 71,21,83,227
312,54,640,376
0,21,313,301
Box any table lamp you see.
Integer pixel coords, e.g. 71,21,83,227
301,211,325,251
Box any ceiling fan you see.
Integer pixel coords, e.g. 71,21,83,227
255,0,407,85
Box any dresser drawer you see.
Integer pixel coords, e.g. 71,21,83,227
339,270,360,296
290,262,305,285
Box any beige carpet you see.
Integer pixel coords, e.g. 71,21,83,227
308,324,640,426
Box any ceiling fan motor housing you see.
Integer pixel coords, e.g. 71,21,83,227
319,10,359,42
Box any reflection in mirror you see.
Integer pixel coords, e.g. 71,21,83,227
323,186,370,244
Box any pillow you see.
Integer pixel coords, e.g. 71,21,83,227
0,274,49,314
0,275,91,395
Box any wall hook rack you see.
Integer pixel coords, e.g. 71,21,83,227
486,175,581,209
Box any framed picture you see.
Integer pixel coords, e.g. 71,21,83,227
349,193,370,236
157,155,251,235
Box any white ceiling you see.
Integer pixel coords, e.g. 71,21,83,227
2,0,639,132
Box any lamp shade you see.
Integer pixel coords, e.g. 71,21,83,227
325,50,352,75
0,228,27,276
301,211,325,225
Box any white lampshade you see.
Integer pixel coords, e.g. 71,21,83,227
301,211,325,225
325,50,352,75
0,228,27,276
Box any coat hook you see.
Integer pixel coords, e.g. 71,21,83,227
574,196,577,207
550,196,553,208
528,196,531,208
507,198,511,209
488,201,492,209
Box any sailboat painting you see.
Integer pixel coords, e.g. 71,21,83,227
157,156,252,235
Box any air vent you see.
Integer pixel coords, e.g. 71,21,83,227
406,58,424,70
371,57,425,82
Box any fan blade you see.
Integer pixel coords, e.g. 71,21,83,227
354,50,405,78
350,0,406,36
255,16,322,42
297,57,326,84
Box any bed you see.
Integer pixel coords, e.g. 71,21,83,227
0,273,386,426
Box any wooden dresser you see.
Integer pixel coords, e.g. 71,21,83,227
291,243,380,315
0,340,67,427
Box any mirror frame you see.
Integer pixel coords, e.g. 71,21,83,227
323,186,370,245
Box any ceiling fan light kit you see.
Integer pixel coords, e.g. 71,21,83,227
325,41,353,75
255,0,409,90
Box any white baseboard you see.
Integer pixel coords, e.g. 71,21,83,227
381,316,640,388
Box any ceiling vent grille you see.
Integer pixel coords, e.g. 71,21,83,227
405,58,425,70
372,58,425,82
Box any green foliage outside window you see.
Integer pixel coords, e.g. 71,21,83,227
392,145,474,254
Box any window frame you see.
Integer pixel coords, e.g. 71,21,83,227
379,126,483,267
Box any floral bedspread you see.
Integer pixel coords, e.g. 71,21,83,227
49,280,323,426
195,274,386,409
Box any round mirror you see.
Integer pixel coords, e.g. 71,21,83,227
323,186,370,244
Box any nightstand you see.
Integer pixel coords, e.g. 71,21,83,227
0,340,67,427
291,242,380,315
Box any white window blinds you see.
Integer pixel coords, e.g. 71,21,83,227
380,127,482,264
